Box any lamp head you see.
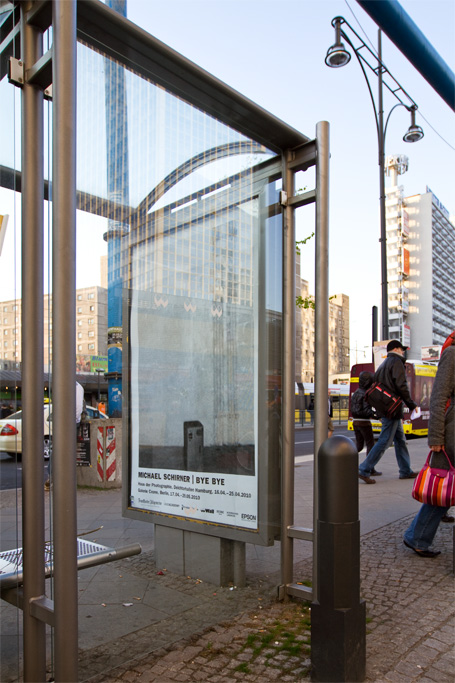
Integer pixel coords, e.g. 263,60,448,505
325,18,351,68
403,124,424,143
325,43,351,68
403,107,424,143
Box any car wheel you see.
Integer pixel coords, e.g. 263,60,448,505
44,436,52,460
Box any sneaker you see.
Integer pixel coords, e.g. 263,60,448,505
371,469,382,476
359,474,376,485
441,514,454,523
399,471,418,479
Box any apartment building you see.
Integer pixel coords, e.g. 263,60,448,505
298,279,350,382
385,155,455,357
0,286,107,365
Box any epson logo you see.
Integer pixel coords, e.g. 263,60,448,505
241,513,256,521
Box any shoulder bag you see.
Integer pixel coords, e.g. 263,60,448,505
412,449,455,507
365,382,402,418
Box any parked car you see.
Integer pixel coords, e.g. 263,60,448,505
0,404,107,459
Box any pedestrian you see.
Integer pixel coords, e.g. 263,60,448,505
403,331,454,556
351,371,379,468
45,381,85,491
308,397,314,425
328,392,333,438
358,339,417,484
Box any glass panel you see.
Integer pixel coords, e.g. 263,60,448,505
0,9,284,542
73,41,282,532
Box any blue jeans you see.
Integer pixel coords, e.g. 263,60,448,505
403,504,449,551
358,418,413,477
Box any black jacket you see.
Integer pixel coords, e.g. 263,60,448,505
374,352,417,417
351,388,375,420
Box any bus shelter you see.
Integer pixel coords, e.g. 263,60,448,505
0,1,330,680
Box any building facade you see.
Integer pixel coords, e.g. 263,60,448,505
385,155,455,358
298,279,350,382
0,286,108,366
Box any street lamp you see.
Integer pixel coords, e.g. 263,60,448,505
325,17,424,341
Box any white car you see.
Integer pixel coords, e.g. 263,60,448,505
0,404,107,459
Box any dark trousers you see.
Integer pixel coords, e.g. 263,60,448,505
353,421,374,455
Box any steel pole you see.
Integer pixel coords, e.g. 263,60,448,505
378,31,389,341
52,1,78,680
280,150,296,595
20,3,46,679
313,121,330,601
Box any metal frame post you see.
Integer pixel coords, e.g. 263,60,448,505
281,149,296,594
21,2,46,679
52,1,78,680
377,30,389,341
313,121,330,600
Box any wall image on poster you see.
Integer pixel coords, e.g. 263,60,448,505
129,291,258,530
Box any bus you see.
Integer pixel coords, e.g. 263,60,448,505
348,360,437,436
295,382,350,425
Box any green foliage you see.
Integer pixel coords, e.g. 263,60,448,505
296,294,315,310
295,232,315,255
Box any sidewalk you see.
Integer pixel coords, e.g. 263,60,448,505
1,438,454,682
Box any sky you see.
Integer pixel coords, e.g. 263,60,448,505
0,0,454,369
125,0,455,366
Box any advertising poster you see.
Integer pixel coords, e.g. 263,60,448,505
401,209,409,237
402,247,410,276
128,291,258,530
421,346,441,362
413,364,437,423
76,422,91,466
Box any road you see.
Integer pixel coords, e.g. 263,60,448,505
1,425,353,490
0,453,49,491
295,423,351,458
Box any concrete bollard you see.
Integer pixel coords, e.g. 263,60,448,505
311,435,366,682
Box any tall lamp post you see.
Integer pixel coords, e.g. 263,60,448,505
325,17,424,341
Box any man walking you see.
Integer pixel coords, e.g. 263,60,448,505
358,340,417,484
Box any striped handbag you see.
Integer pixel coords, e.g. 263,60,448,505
412,450,455,507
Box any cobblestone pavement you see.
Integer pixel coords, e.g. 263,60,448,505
81,515,454,683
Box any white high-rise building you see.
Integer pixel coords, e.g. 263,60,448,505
385,155,455,359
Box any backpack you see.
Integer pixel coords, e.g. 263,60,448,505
350,388,374,419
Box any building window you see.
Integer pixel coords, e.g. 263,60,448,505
78,320,83,326
88,331,95,338
3,330,7,335
90,305,95,312
88,343,95,350
12,305,17,310
88,319,94,325
78,345,83,351
78,332,82,339
3,318,7,324
4,342,8,348
13,340,18,346
88,293,95,300
78,307,83,314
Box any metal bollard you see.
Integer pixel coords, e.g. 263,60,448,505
311,435,366,682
